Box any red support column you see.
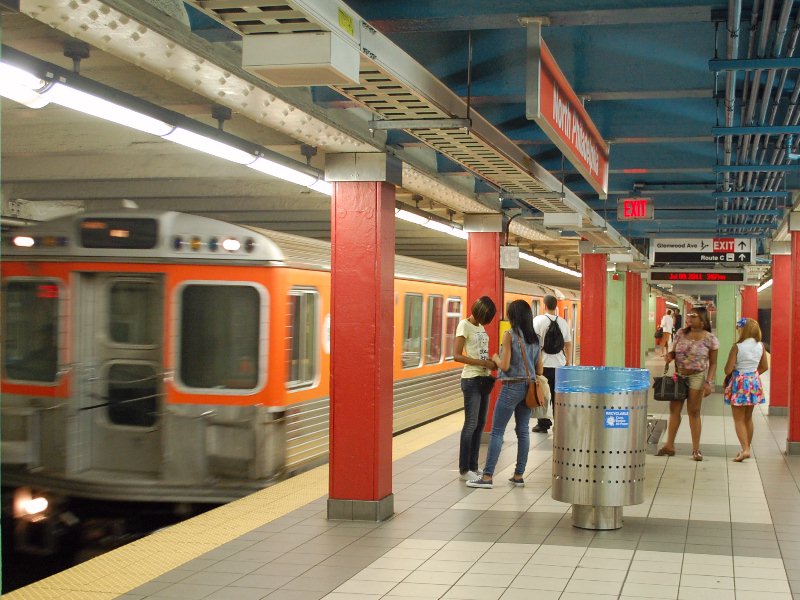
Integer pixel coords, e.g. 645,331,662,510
580,253,607,366
770,253,791,414
328,179,395,520
741,285,758,321
788,229,800,451
467,231,503,429
624,272,642,368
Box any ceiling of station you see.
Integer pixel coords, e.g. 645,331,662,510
2,0,796,297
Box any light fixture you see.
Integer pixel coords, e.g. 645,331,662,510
395,208,468,239
247,156,317,186
0,48,331,195
757,278,773,293
163,127,255,164
666,301,679,308
0,62,48,108
520,252,582,278
41,82,173,136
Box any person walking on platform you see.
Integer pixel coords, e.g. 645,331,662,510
659,309,674,356
657,306,719,461
723,318,769,462
468,300,542,489
454,296,497,482
531,294,572,434
673,308,682,334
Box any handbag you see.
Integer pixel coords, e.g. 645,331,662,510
518,334,544,409
655,326,664,339
653,364,688,401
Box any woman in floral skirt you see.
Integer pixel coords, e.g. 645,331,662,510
723,317,770,462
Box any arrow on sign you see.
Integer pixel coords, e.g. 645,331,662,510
738,253,747,261
738,241,747,249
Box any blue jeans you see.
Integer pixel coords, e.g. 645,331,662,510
459,376,493,474
483,382,532,477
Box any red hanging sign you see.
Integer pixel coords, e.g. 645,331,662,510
526,26,610,197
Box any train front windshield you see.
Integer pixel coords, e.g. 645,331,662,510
3,280,60,382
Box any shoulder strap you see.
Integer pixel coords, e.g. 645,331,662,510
517,333,532,382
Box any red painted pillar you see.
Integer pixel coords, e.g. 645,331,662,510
741,285,758,321
625,272,642,368
467,231,503,429
327,168,396,520
580,253,606,366
771,253,791,414
788,227,800,451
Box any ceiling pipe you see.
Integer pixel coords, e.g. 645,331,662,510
723,0,743,195
736,0,764,191
747,0,794,188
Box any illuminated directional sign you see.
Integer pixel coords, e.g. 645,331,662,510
650,271,744,283
649,238,754,265
617,197,654,220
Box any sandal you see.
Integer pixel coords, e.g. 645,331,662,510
656,447,675,457
692,450,703,461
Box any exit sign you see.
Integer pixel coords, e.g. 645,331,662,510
617,197,654,220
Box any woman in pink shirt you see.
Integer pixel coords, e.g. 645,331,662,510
657,306,719,461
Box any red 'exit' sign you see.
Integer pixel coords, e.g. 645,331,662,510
616,197,654,220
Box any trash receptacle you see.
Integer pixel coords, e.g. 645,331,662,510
551,366,650,530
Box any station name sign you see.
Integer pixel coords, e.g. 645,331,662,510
617,197,653,221
525,25,609,198
649,237,754,265
650,271,745,283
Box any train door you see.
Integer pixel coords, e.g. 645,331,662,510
75,273,163,476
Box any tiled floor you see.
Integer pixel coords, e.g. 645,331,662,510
117,354,800,600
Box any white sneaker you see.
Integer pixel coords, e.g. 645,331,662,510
460,470,479,481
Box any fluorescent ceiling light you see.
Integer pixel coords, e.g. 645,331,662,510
163,127,256,164
520,252,582,278
309,179,333,196
248,157,317,186
395,209,468,239
41,82,173,136
0,62,48,108
757,278,773,293
666,301,678,308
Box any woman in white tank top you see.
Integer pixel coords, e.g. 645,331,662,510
723,318,770,462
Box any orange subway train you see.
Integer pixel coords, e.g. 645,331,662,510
1,210,580,511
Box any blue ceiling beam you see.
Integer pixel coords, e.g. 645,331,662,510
713,164,800,173
712,191,791,199
709,57,800,71
712,125,800,136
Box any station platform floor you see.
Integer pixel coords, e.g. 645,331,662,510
7,353,800,600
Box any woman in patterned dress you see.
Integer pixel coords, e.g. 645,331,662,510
723,318,770,462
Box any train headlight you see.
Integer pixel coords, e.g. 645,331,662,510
222,238,241,252
21,496,49,516
208,237,219,252
244,238,255,253
13,236,35,247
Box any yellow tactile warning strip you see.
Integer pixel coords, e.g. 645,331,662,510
3,412,463,600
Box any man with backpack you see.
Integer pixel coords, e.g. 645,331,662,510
531,294,573,433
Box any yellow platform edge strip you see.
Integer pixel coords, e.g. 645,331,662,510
3,413,462,600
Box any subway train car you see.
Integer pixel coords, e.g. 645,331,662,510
1,210,579,535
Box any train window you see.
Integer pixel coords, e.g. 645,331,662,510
179,284,261,390
563,307,569,321
444,298,461,359
425,295,444,364
2,279,60,382
532,300,540,317
286,288,319,389
109,281,159,345
107,363,158,427
402,294,423,369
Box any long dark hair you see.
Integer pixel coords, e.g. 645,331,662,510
684,305,712,333
507,299,537,344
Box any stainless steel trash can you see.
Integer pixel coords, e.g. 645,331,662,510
551,366,650,530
